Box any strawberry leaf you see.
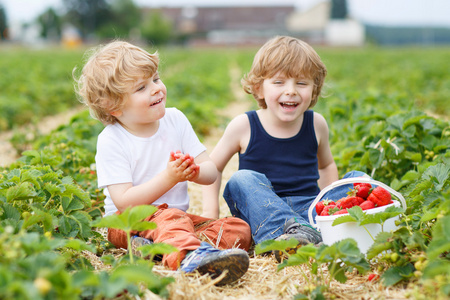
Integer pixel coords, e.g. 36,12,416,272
254,238,299,254
381,264,414,286
366,231,394,260
422,163,450,191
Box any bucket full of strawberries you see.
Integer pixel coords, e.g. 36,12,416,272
307,177,407,254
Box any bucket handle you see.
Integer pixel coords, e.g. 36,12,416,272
308,177,407,228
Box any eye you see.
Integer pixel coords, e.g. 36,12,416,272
136,85,145,92
153,77,160,83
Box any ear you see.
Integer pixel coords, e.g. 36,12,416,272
110,110,122,117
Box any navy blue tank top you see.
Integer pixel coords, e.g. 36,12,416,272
239,110,320,197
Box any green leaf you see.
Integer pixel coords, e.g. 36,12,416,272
62,196,84,212
330,264,347,283
360,206,404,226
332,214,357,226
254,238,299,254
381,264,414,286
20,169,42,188
422,259,450,279
92,205,157,232
21,150,42,164
401,170,420,181
140,243,178,258
427,215,450,260
366,231,394,260
422,163,450,191
368,148,384,169
44,182,62,197
0,203,21,221
70,210,94,238
111,264,174,295
64,238,96,253
6,182,37,202
278,244,318,269
403,151,422,163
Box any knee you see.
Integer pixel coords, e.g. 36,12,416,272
222,217,252,250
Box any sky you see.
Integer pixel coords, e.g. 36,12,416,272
2,0,450,27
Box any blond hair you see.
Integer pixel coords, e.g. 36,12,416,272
74,41,159,125
241,36,327,109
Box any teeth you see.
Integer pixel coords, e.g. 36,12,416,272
151,99,162,106
282,102,297,106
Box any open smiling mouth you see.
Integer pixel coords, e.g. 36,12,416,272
150,99,163,106
281,102,298,108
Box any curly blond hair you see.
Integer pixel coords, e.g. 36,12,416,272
74,41,159,125
241,36,327,109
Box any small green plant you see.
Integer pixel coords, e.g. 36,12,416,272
255,239,370,298
92,205,159,264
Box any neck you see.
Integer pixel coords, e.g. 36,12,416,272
120,120,160,138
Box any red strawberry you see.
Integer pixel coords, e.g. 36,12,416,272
359,200,376,210
320,205,339,216
367,187,391,207
333,208,348,215
353,183,372,199
336,196,365,209
315,199,336,215
368,273,380,282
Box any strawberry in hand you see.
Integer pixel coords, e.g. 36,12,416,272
367,186,391,207
315,199,336,215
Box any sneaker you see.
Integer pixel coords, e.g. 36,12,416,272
273,218,323,262
130,236,162,261
180,242,249,286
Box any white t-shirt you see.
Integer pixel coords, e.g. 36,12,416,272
96,108,206,216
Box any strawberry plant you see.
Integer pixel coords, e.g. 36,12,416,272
0,165,94,239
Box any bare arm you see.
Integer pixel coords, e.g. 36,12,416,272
314,112,339,190
201,114,249,218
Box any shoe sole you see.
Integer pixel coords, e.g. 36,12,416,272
196,250,250,286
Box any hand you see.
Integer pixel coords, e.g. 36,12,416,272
167,151,200,182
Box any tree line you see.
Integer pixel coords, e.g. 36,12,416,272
0,0,174,45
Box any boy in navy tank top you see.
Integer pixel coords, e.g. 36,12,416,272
203,36,364,256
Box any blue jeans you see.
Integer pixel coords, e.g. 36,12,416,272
223,170,368,244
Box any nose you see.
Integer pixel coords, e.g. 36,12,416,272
284,81,297,96
150,82,162,96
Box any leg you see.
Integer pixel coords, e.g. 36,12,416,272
189,214,252,251
139,207,201,270
223,170,304,244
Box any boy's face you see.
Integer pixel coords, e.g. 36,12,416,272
258,72,314,122
112,72,167,132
